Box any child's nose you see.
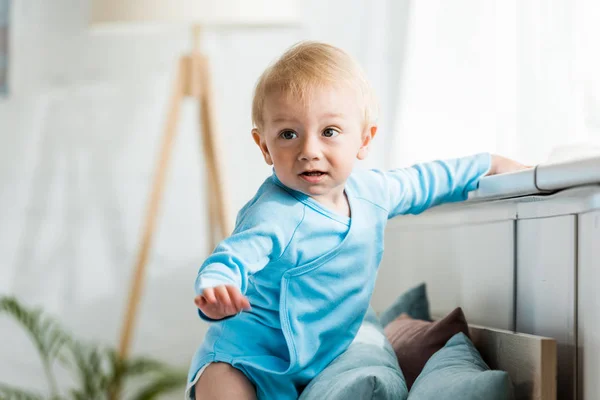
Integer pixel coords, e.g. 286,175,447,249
298,135,322,161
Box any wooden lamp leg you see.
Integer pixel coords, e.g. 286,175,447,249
190,25,232,249
196,54,233,242
117,57,186,361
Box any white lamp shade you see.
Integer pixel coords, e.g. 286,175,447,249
90,0,299,29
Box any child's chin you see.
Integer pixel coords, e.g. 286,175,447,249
302,186,330,197
290,180,333,197
289,183,321,196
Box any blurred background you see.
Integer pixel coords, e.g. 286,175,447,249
0,0,599,398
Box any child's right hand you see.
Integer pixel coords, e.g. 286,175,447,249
194,285,251,320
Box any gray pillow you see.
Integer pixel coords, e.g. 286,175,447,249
299,308,408,400
379,283,431,327
408,333,514,400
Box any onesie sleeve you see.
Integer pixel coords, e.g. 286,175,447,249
194,197,302,321
378,153,491,219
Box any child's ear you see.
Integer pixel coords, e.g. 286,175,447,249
252,128,273,165
357,125,377,160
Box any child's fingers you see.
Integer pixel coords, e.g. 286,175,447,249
196,286,250,319
226,286,243,310
227,286,251,311
214,285,233,310
202,287,217,304
194,295,206,308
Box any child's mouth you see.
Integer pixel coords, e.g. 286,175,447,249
300,171,326,183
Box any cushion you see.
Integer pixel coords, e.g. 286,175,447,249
384,307,470,389
379,283,431,327
299,307,408,400
408,333,514,399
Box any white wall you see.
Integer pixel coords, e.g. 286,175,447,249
389,0,600,167
0,0,392,393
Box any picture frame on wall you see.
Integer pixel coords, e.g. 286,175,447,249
0,0,9,96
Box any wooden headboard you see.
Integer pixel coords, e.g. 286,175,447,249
468,324,557,400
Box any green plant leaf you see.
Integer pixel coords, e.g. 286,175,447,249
0,296,71,397
121,357,179,377
63,340,113,399
0,297,71,358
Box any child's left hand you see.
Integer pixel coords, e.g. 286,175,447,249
487,154,532,176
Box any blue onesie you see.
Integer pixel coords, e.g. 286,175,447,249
188,153,491,399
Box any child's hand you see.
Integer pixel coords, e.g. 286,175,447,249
487,154,532,176
194,285,251,320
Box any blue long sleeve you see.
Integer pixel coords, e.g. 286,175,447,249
365,153,491,219
196,207,299,294
195,223,275,296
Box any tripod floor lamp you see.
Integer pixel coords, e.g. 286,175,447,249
89,0,299,362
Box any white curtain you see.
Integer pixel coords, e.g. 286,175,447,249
386,0,600,167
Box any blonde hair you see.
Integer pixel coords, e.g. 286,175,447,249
251,41,378,130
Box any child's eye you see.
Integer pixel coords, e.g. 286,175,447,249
322,128,340,138
280,130,298,140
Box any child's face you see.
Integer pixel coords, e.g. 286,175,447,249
253,84,376,201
